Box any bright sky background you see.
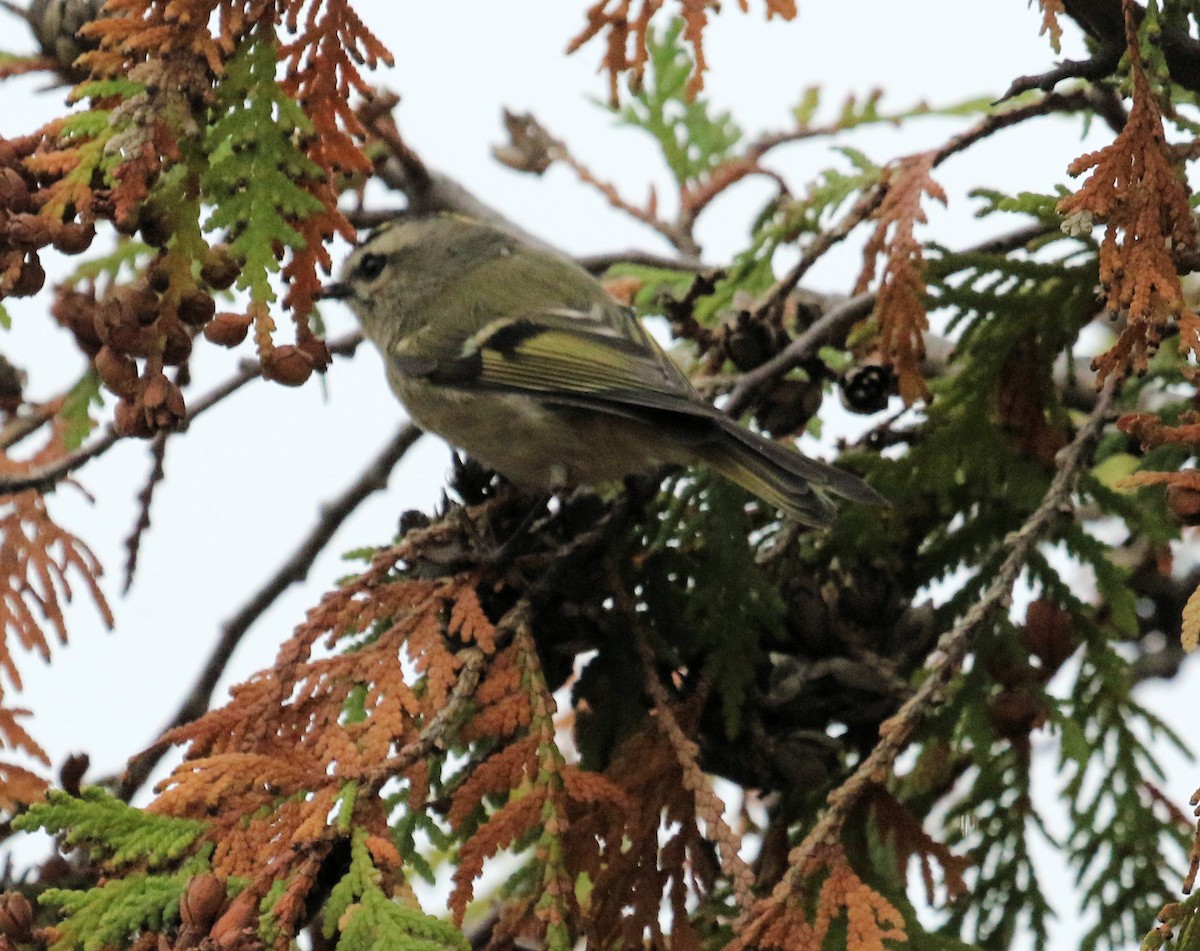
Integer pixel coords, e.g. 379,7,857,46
0,3,1193,948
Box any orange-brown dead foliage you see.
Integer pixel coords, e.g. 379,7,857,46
1057,2,1197,384
855,151,946,404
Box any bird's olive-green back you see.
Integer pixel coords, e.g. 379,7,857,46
341,216,612,352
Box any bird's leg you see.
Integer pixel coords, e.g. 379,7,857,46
484,491,554,563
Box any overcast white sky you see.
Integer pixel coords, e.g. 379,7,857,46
0,3,1193,947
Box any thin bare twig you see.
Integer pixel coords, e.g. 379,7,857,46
1001,51,1124,102
555,149,700,257
735,377,1118,940
677,158,788,237
751,187,885,326
122,431,168,593
725,222,1051,417
0,332,364,498
117,420,421,801
578,249,705,275
0,402,57,452
931,89,1093,166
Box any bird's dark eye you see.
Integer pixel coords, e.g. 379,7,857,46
356,253,386,281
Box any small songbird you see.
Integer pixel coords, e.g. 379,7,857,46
322,214,884,527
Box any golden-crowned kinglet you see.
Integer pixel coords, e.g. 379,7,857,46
323,215,884,526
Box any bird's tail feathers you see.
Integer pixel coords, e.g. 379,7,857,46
697,421,886,527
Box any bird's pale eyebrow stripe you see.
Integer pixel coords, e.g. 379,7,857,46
361,223,391,247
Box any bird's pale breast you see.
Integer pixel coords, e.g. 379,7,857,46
393,375,688,489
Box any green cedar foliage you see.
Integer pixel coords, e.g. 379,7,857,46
318,829,464,951
615,19,741,188
40,868,205,951
816,193,1193,948
16,10,1200,951
201,29,325,304
322,830,469,951
15,789,211,951
15,787,206,868
636,473,785,738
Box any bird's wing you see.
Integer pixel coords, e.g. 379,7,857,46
393,301,721,423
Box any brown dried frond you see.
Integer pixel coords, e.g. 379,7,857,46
1039,0,1065,53
562,720,715,949
79,0,226,77
280,197,346,322
0,703,47,767
1057,6,1197,384
458,641,530,743
0,703,49,808
1115,413,1200,650
162,572,483,767
20,128,100,225
450,621,628,939
1184,781,1200,892
569,0,661,105
0,417,108,802
1119,467,1200,492
996,331,1068,468
154,749,340,893
1182,583,1200,653
868,790,968,904
143,553,499,933
278,0,391,319
72,0,216,227
153,751,341,916
0,401,111,690
0,758,48,809
451,787,548,925
0,490,111,689
152,751,328,821
734,844,907,951
1115,415,1200,544
1118,410,1200,449
448,584,497,652
568,0,797,103
679,0,709,99
447,733,540,831
855,151,945,404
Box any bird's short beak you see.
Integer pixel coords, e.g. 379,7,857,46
318,281,352,301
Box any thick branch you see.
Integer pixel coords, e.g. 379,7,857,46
577,249,706,275
0,402,57,452
1001,50,1124,102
